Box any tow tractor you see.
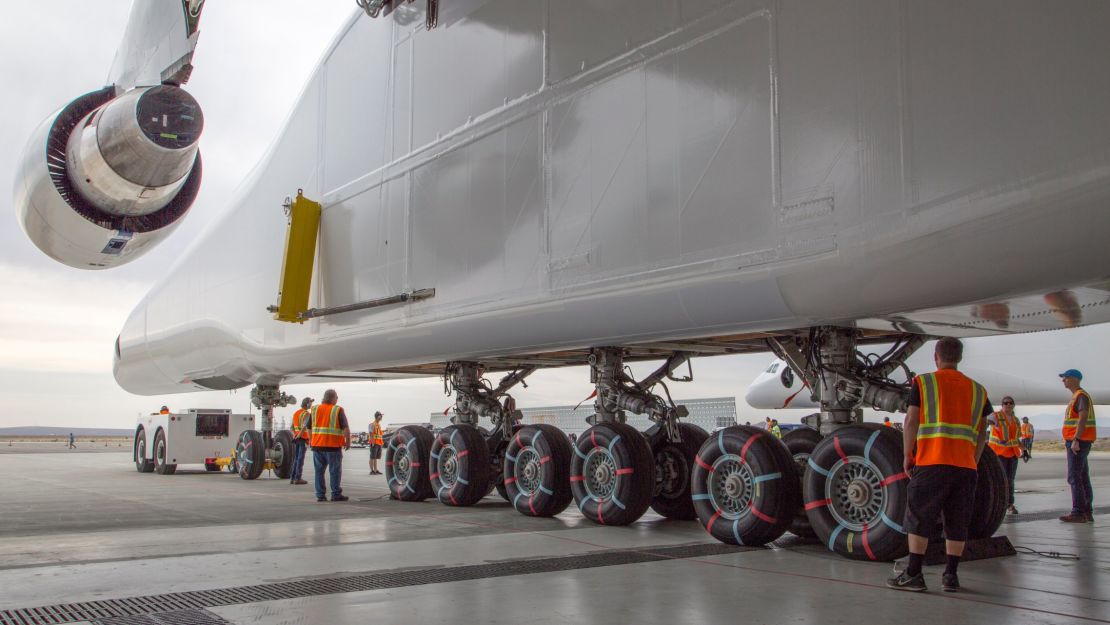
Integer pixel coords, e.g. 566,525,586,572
133,409,255,475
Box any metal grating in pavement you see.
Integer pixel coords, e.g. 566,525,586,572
0,542,748,625
90,610,231,625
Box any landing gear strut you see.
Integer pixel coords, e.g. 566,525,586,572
763,326,923,559
236,385,297,480
571,348,702,525
427,362,538,507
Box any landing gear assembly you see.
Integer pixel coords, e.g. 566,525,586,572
381,326,1006,562
234,385,298,480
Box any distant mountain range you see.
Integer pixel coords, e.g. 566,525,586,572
0,426,132,437
1031,427,1110,441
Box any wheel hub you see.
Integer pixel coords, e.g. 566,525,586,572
394,447,412,482
583,448,619,500
825,457,886,531
515,448,542,495
438,446,459,487
655,449,684,498
709,454,754,519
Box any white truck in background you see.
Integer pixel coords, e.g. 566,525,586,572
134,409,254,475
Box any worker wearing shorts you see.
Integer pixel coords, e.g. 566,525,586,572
888,337,992,594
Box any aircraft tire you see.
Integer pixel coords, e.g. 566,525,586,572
966,447,1007,539
504,424,573,517
236,430,265,480
134,427,154,473
153,428,177,475
692,426,797,546
571,422,654,526
783,427,823,538
430,424,490,506
272,430,295,480
804,425,908,561
387,425,435,501
649,423,709,520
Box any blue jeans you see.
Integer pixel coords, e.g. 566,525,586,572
1066,440,1093,514
999,455,1018,506
291,439,307,481
313,449,343,500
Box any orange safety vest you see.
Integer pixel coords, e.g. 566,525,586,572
310,404,346,448
988,411,1022,458
371,422,384,446
159,409,169,414
1020,422,1034,439
913,370,988,470
883,421,894,427
1062,389,1097,442
292,408,311,440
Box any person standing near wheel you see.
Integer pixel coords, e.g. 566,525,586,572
369,411,385,475
307,389,351,502
888,337,992,593
988,396,1022,514
1058,369,1095,523
289,397,313,485
1019,417,1034,462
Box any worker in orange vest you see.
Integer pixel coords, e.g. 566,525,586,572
1019,417,1034,462
883,416,894,427
159,406,170,415
289,397,313,486
369,411,385,475
888,337,992,594
1059,369,1096,523
988,396,1022,514
306,389,351,502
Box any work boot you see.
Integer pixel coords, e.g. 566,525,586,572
1007,505,1019,514
331,494,350,502
293,479,308,485
1087,512,1095,523
941,573,960,592
1059,513,1087,523
886,572,926,592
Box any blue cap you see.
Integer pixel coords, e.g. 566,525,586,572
1059,369,1083,381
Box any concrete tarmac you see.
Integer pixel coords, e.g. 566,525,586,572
0,450,1106,624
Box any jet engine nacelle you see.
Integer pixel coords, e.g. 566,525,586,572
15,85,203,269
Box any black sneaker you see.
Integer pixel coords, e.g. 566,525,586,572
316,497,327,502
331,494,349,502
886,572,926,592
941,573,960,592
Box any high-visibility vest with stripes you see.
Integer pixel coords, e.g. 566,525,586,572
371,422,384,446
1020,422,1034,439
914,370,988,470
292,409,310,440
310,404,346,448
1062,389,1096,442
988,411,1022,458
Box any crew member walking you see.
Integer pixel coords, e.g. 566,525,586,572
988,396,1022,514
289,397,313,485
369,412,385,475
1019,417,1034,462
307,389,351,502
888,337,992,593
1059,369,1096,523
68,432,76,449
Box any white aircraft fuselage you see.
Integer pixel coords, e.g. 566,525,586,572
111,0,1110,395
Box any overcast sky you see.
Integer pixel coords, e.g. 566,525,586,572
0,2,1102,433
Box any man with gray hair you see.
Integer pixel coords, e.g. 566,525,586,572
306,389,351,502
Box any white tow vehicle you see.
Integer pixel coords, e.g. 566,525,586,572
134,409,255,475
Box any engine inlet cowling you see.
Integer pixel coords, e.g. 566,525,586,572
15,86,204,269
